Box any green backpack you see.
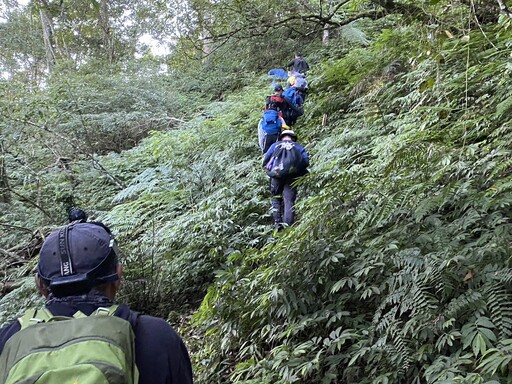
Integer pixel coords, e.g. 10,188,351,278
0,305,139,384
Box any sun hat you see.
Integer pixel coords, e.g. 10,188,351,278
279,130,297,141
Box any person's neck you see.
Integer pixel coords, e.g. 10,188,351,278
46,291,113,306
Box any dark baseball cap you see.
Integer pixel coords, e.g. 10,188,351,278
38,222,119,296
274,84,284,91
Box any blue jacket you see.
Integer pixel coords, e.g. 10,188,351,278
262,139,310,176
0,301,193,384
267,68,288,80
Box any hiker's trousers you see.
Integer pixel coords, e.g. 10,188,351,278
270,177,297,226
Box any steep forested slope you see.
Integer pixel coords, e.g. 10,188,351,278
190,13,512,384
3,1,512,383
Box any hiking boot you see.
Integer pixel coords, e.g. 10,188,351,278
273,222,284,232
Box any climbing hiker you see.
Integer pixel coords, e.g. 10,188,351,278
283,86,304,108
258,108,283,154
0,222,193,384
282,85,304,126
267,67,289,88
259,84,285,154
265,84,289,115
268,68,289,90
290,71,308,103
266,84,300,124
262,130,309,230
265,83,303,127
287,53,310,74
286,70,297,89
259,84,293,153
268,68,288,80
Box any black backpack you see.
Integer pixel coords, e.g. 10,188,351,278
265,141,305,179
265,95,285,111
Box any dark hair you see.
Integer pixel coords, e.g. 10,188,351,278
68,207,87,223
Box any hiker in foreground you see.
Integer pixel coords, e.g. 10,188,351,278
0,222,193,384
262,130,309,230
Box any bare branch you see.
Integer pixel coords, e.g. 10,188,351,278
0,247,21,260
4,187,55,220
0,222,34,233
202,10,380,43
1,281,23,295
0,113,127,190
497,0,512,18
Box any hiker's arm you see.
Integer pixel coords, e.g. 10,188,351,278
283,97,302,114
169,337,193,384
278,115,289,128
135,316,193,384
0,321,21,354
300,147,310,167
262,146,275,166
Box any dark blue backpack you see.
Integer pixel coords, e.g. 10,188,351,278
265,141,306,179
261,110,281,135
283,87,303,107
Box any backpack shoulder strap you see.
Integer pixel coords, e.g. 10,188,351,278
70,305,118,319
18,304,122,328
125,309,140,330
91,304,119,317
18,307,57,329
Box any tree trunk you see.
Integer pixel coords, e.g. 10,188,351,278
38,4,57,71
202,29,213,59
99,0,115,63
192,2,213,60
322,24,330,45
0,141,10,203
322,2,334,46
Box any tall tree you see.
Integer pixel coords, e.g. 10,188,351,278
37,0,58,71
98,0,114,63
0,141,10,204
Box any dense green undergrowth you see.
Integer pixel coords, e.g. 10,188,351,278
3,2,512,383
190,21,512,384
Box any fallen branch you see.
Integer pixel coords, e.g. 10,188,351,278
0,222,34,233
497,0,512,18
0,247,20,260
1,281,23,295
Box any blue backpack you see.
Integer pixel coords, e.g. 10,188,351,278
260,110,281,135
283,88,303,107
